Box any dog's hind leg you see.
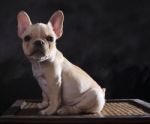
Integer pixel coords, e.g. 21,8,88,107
57,88,105,115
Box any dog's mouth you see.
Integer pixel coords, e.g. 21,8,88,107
29,48,45,58
28,48,51,62
31,49,44,56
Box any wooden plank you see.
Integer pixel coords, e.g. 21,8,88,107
1,115,150,124
0,99,150,124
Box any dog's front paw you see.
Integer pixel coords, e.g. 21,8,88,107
57,106,72,115
40,109,49,115
39,106,56,115
37,101,48,109
57,106,80,115
40,109,51,115
57,108,67,115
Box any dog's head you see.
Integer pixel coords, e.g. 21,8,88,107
17,10,64,62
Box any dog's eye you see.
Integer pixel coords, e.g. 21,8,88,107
24,35,31,42
46,36,53,42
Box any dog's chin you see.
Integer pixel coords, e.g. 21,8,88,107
29,52,53,62
28,50,46,62
27,48,56,63
30,55,46,62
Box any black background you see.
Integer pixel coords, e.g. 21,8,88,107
0,0,150,114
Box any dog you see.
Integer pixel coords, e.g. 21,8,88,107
17,10,106,115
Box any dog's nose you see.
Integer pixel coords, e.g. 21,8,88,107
34,40,44,48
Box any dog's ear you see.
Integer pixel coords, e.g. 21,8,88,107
17,11,32,38
49,10,64,39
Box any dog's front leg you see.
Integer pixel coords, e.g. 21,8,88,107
35,76,49,109
40,78,61,115
37,92,49,109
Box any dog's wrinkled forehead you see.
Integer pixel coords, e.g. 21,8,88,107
24,23,55,38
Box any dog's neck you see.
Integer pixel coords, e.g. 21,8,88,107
30,49,57,78
30,48,63,66
30,49,63,78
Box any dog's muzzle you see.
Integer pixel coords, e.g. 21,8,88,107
30,40,45,57
34,40,44,49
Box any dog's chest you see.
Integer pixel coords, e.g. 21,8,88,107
32,62,48,92
32,62,43,77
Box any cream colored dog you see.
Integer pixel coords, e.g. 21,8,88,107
17,10,105,115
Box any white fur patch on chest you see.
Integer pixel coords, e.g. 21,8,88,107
32,62,48,93
32,62,43,77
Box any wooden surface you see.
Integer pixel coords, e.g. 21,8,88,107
0,99,150,124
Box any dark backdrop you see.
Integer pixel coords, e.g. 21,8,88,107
0,0,150,114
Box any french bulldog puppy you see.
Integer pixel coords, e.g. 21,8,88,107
17,10,106,115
